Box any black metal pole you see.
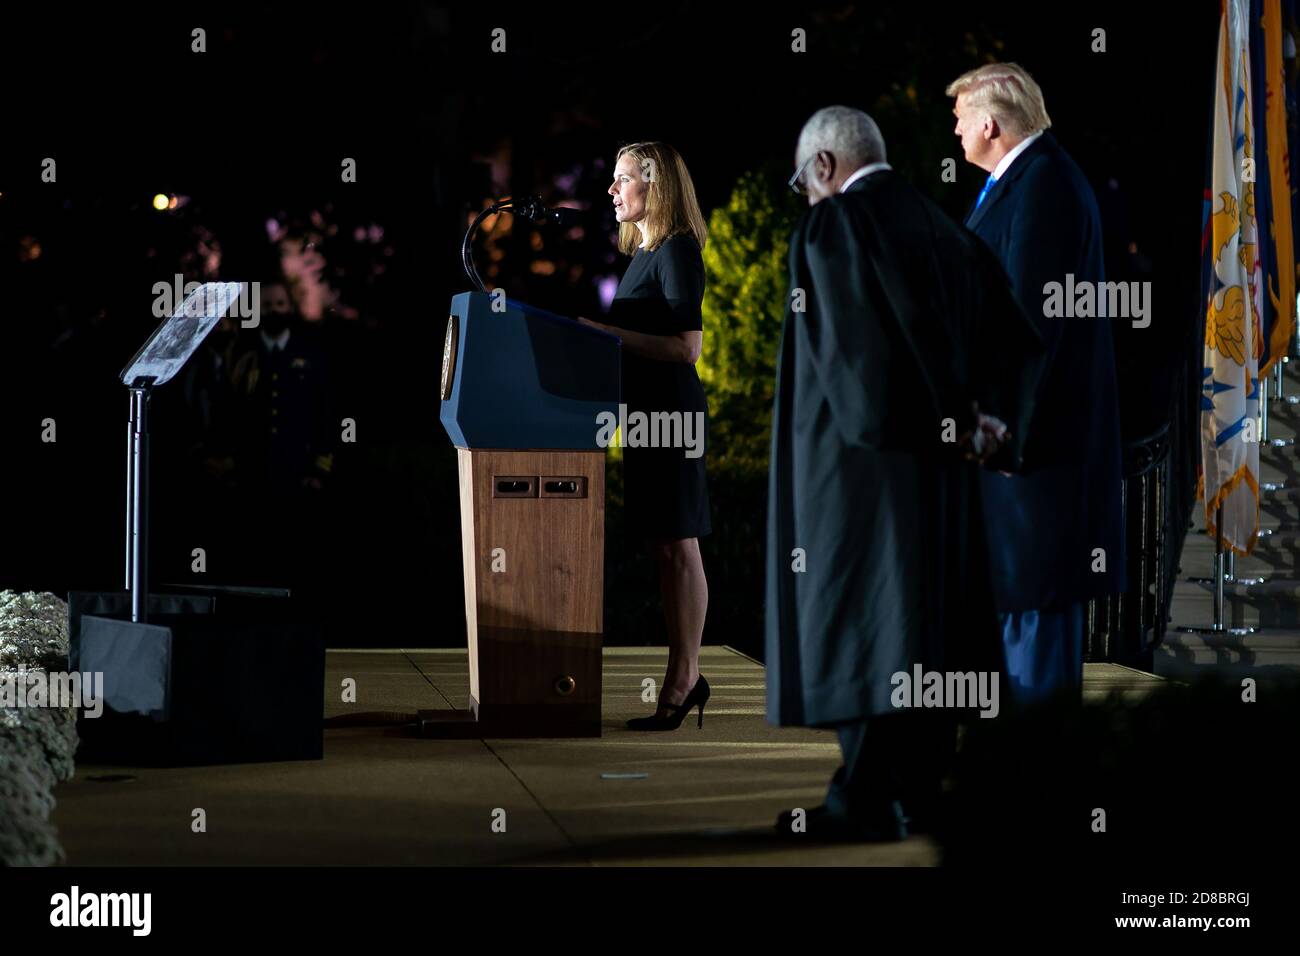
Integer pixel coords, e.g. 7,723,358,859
128,383,152,623
124,394,135,593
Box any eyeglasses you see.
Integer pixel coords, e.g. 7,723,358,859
788,154,816,195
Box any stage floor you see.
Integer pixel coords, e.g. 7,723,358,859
51,649,1164,866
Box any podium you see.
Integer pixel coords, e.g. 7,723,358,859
424,292,620,737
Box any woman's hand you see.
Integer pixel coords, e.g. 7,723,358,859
583,319,700,363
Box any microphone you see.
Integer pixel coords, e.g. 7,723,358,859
513,196,582,228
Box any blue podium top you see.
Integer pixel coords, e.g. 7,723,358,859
439,292,621,450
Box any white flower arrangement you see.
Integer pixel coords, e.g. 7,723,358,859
0,590,78,866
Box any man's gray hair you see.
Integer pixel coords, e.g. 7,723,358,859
796,106,887,168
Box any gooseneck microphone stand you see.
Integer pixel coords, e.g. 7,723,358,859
461,196,573,291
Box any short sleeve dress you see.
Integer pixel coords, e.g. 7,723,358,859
608,232,712,541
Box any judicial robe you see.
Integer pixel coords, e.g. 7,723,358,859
765,171,1046,727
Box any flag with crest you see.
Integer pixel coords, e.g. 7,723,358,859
1202,0,1262,554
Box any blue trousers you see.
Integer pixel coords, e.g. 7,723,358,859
999,602,1086,705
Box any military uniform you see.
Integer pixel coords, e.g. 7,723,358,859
230,324,334,493
229,323,335,587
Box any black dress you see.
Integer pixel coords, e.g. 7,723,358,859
609,233,711,541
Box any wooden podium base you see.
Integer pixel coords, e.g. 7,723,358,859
427,448,605,739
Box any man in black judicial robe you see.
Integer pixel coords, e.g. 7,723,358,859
765,106,1046,840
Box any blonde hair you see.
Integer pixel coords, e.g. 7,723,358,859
945,62,1052,138
614,142,708,256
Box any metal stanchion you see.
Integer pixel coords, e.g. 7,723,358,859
1179,502,1257,636
1265,362,1295,447
1263,362,1289,493
1261,364,1270,444
1249,360,1285,587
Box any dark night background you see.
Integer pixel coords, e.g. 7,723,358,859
0,2,1215,657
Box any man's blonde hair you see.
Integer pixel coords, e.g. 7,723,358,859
945,62,1052,138
615,142,708,256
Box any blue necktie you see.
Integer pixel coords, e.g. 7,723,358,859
974,173,997,210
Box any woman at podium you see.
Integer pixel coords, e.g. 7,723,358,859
579,141,713,731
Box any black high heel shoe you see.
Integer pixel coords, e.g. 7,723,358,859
625,675,710,731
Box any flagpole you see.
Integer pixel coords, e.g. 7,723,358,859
1215,505,1225,629
1260,370,1269,443
1179,502,1257,637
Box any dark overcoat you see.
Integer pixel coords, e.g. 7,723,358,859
966,133,1126,612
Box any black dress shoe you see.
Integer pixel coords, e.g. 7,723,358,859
901,807,937,836
773,802,908,842
900,792,944,836
626,676,710,731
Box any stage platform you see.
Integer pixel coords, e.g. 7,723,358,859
50,649,1165,866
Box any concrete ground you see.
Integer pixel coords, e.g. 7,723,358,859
51,649,1163,866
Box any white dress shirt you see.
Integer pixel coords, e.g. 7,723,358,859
991,130,1044,181
260,328,291,352
839,161,893,192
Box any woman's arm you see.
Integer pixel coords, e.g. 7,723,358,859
577,317,701,364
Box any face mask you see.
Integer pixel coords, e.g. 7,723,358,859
261,310,291,336
208,326,233,351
